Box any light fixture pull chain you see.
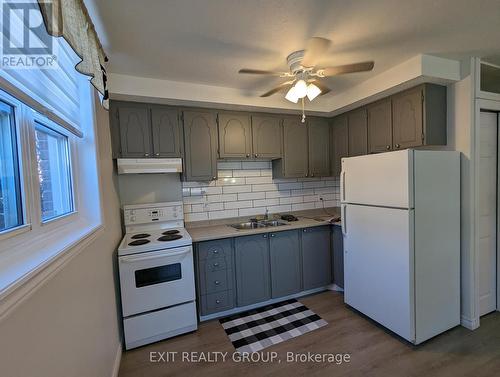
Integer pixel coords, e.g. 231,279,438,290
301,97,306,123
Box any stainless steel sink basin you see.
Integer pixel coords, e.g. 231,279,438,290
260,220,288,227
229,222,267,230
229,219,288,230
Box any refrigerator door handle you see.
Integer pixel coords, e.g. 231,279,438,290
340,170,346,202
341,204,347,236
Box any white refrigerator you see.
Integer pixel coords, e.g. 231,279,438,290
340,149,460,344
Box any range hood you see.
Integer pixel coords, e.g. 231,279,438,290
117,158,183,174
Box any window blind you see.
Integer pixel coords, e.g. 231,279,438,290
0,0,84,137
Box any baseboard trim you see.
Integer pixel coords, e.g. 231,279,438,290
461,315,480,330
111,342,122,377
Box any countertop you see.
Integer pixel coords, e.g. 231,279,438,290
186,207,341,242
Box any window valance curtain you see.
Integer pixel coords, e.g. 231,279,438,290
37,0,109,109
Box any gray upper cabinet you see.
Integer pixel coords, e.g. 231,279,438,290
269,230,301,298
302,226,332,290
392,84,447,149
347,108,368,157
392,86,423,149
275,117,308,178
182,110,218,181
117,104,152,158
330,116,349,176
234,234,271,307
151,106,182,157
251,115,282,159
218,112,252,158
367,99,392,153
308,118,330,177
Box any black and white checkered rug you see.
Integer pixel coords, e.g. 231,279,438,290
219,298,328,353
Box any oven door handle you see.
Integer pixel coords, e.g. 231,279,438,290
120,248,191,263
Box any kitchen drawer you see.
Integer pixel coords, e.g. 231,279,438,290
202,257,228,272
199,268,233,294
200,290,235,315
197,239,233,262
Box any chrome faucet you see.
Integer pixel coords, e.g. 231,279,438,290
264,208,270,220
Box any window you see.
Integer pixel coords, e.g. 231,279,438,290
0,100,23,232
34,122,73,222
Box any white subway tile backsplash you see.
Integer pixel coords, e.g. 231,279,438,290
242,161,271,169
208,209,238,220
252,183,278,192
278,182,302,190
266,190,291,199
253,198,279,207
233,169,261,177
222,185,252,194
182,160,340,222
218,161,242,170
245,176,273,184
292,202,315,211
224,200,253,209
279,196,303,205
238,192,266,201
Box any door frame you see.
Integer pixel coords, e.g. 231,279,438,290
473,99,500,327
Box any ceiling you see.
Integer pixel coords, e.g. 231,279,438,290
87,0,500,100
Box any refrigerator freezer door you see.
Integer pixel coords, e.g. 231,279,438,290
341,149,413,208
344,204,415,342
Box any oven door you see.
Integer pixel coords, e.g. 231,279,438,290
119,246,195,317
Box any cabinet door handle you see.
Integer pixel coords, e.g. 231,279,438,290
214,280,220,285
263,234,267,238
395,144,400,149
213,262,219,267
270,234,275,237
303,229,307,233
254,153,258,158
386,145,390,150
144,153,149,157
305,173,309,177
311,173,314,177
212,250,219,254
246,154,250,158
215,300,221,304
212,176,217,181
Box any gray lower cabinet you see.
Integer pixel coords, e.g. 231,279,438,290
308,117,330,177
301,226,332,290
218,112,252,158
234,234,271,307
182,110,218,181
151,106,182,157
332,225,344,289
269,230,301,298
367,98,392,154
347,108,368,157
117,104,152,158
196,239,235,315
251,115,282,158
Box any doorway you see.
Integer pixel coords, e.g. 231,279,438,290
478,111,499,316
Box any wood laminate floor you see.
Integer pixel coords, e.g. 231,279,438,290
118,291,500,377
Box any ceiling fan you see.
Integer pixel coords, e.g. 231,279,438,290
238,37,374,122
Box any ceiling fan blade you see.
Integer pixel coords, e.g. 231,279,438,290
309,80,331,95
302,37,332,68
260,81,294,97
239,68,285,76
321,61,375,76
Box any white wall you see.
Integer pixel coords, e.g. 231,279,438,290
0,93,123,377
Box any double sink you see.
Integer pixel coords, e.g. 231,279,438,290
229,219,289,230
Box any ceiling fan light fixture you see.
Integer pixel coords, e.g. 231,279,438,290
306,83,322,101
294,79,308,98
285,86,299,103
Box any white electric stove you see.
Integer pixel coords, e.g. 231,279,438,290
118,201,197,350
